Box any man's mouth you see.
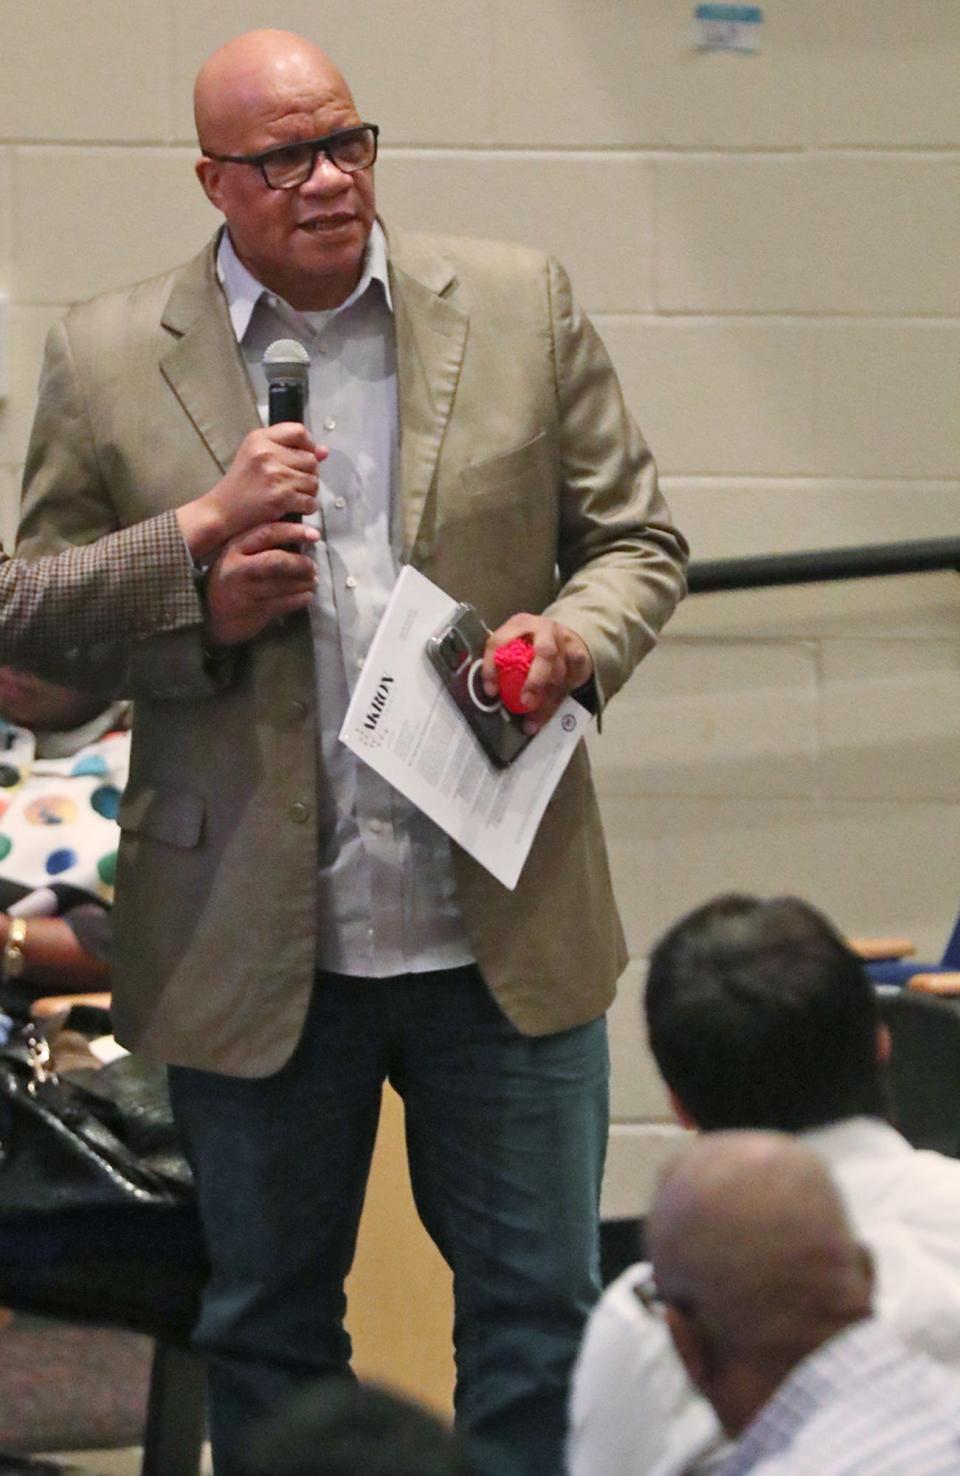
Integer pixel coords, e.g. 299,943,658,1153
299,215,354,234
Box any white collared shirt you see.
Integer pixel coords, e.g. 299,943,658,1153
217,225,473,976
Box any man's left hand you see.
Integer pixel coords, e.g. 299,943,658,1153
203,522,319,646
482,613,593,734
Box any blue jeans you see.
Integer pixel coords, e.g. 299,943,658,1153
168,965,609,1476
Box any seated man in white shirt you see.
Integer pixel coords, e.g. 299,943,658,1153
647,1132,960,1476
568,894,960,1476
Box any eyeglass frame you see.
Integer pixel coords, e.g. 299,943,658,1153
632,1268,694,1319
200,123,380,190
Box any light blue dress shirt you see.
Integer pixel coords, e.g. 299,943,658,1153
719,1317,960,1475
217,225,473,978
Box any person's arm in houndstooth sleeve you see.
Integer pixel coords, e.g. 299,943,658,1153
16,311,320,700
2,506,317,688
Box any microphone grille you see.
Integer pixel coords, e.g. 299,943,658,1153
263,338,310,383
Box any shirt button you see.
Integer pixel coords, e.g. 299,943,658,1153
323,417,337,432
356,655,365,670
334,497,346,510
345,575,357,590
368,819,382,834
289,801,310,824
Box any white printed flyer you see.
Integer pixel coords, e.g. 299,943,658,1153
339,566,589,890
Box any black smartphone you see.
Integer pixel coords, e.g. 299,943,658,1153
426,604,532,769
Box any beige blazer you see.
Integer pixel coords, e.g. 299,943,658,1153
2,511,200,674
18,225,687,1075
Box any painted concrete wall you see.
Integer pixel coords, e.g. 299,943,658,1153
0,1,957,1214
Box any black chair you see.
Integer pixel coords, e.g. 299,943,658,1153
599,1216,645,1287
875,985,960,1158
854,901,960,989
0,1200,208,1475
0,1201,208,1475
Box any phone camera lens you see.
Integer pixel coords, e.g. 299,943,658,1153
441,631,468,670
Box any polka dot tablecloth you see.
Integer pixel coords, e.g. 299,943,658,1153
0,724,130,904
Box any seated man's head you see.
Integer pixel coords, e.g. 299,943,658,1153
647,1132,874,1438
644,894,888,1133
0,667,109,734
239,1379,472,1476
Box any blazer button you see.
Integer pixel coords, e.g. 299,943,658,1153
289,801,310,824
290,700,308,722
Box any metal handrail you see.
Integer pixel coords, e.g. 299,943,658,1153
688,535,960,595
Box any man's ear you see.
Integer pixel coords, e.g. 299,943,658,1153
195,156,225,211
668,1088,698,1131
666,1304,713,1393
875,1023,892,1066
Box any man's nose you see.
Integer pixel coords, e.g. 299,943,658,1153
300,152,351,193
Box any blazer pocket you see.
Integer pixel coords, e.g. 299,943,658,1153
118,781,205,849
460,431,551,499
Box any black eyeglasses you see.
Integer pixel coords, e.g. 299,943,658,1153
633,1269,668,1316
202,123,379,190
633,1269,693,1319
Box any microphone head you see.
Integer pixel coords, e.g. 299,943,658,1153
263,338,310,386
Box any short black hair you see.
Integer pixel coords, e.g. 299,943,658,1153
644,894,885,1132
238,1379,474,1476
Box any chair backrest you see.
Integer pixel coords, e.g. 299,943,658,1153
941,905,960,969
599,1216,645,1287
876,987,960,1158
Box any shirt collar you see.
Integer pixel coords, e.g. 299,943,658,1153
725,1319,893,1474
800,1116,910,1164
216,220,392,343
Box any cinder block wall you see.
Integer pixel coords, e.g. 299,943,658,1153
0,2,957,1216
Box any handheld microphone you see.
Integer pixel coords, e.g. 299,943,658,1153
263,339,311,527
263,338,310,426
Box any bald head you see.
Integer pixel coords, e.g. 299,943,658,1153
194,31,356,154
648,1133,873,1431
192,30,376,311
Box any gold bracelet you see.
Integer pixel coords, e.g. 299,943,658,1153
2,918,27,981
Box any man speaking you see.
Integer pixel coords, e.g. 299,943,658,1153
17,30,687,1476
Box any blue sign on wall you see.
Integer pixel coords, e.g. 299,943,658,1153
694,5,764,53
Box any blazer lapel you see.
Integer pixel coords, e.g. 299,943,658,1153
158,230,467,547
387,227,467,561
159,242,260,474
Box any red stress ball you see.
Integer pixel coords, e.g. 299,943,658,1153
494,637,534,714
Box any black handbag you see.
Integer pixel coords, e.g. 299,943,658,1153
0,1020,207,1342
0,1021,192,1221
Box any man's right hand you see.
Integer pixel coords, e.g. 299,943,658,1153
204,521,319,645
177,424,323,562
